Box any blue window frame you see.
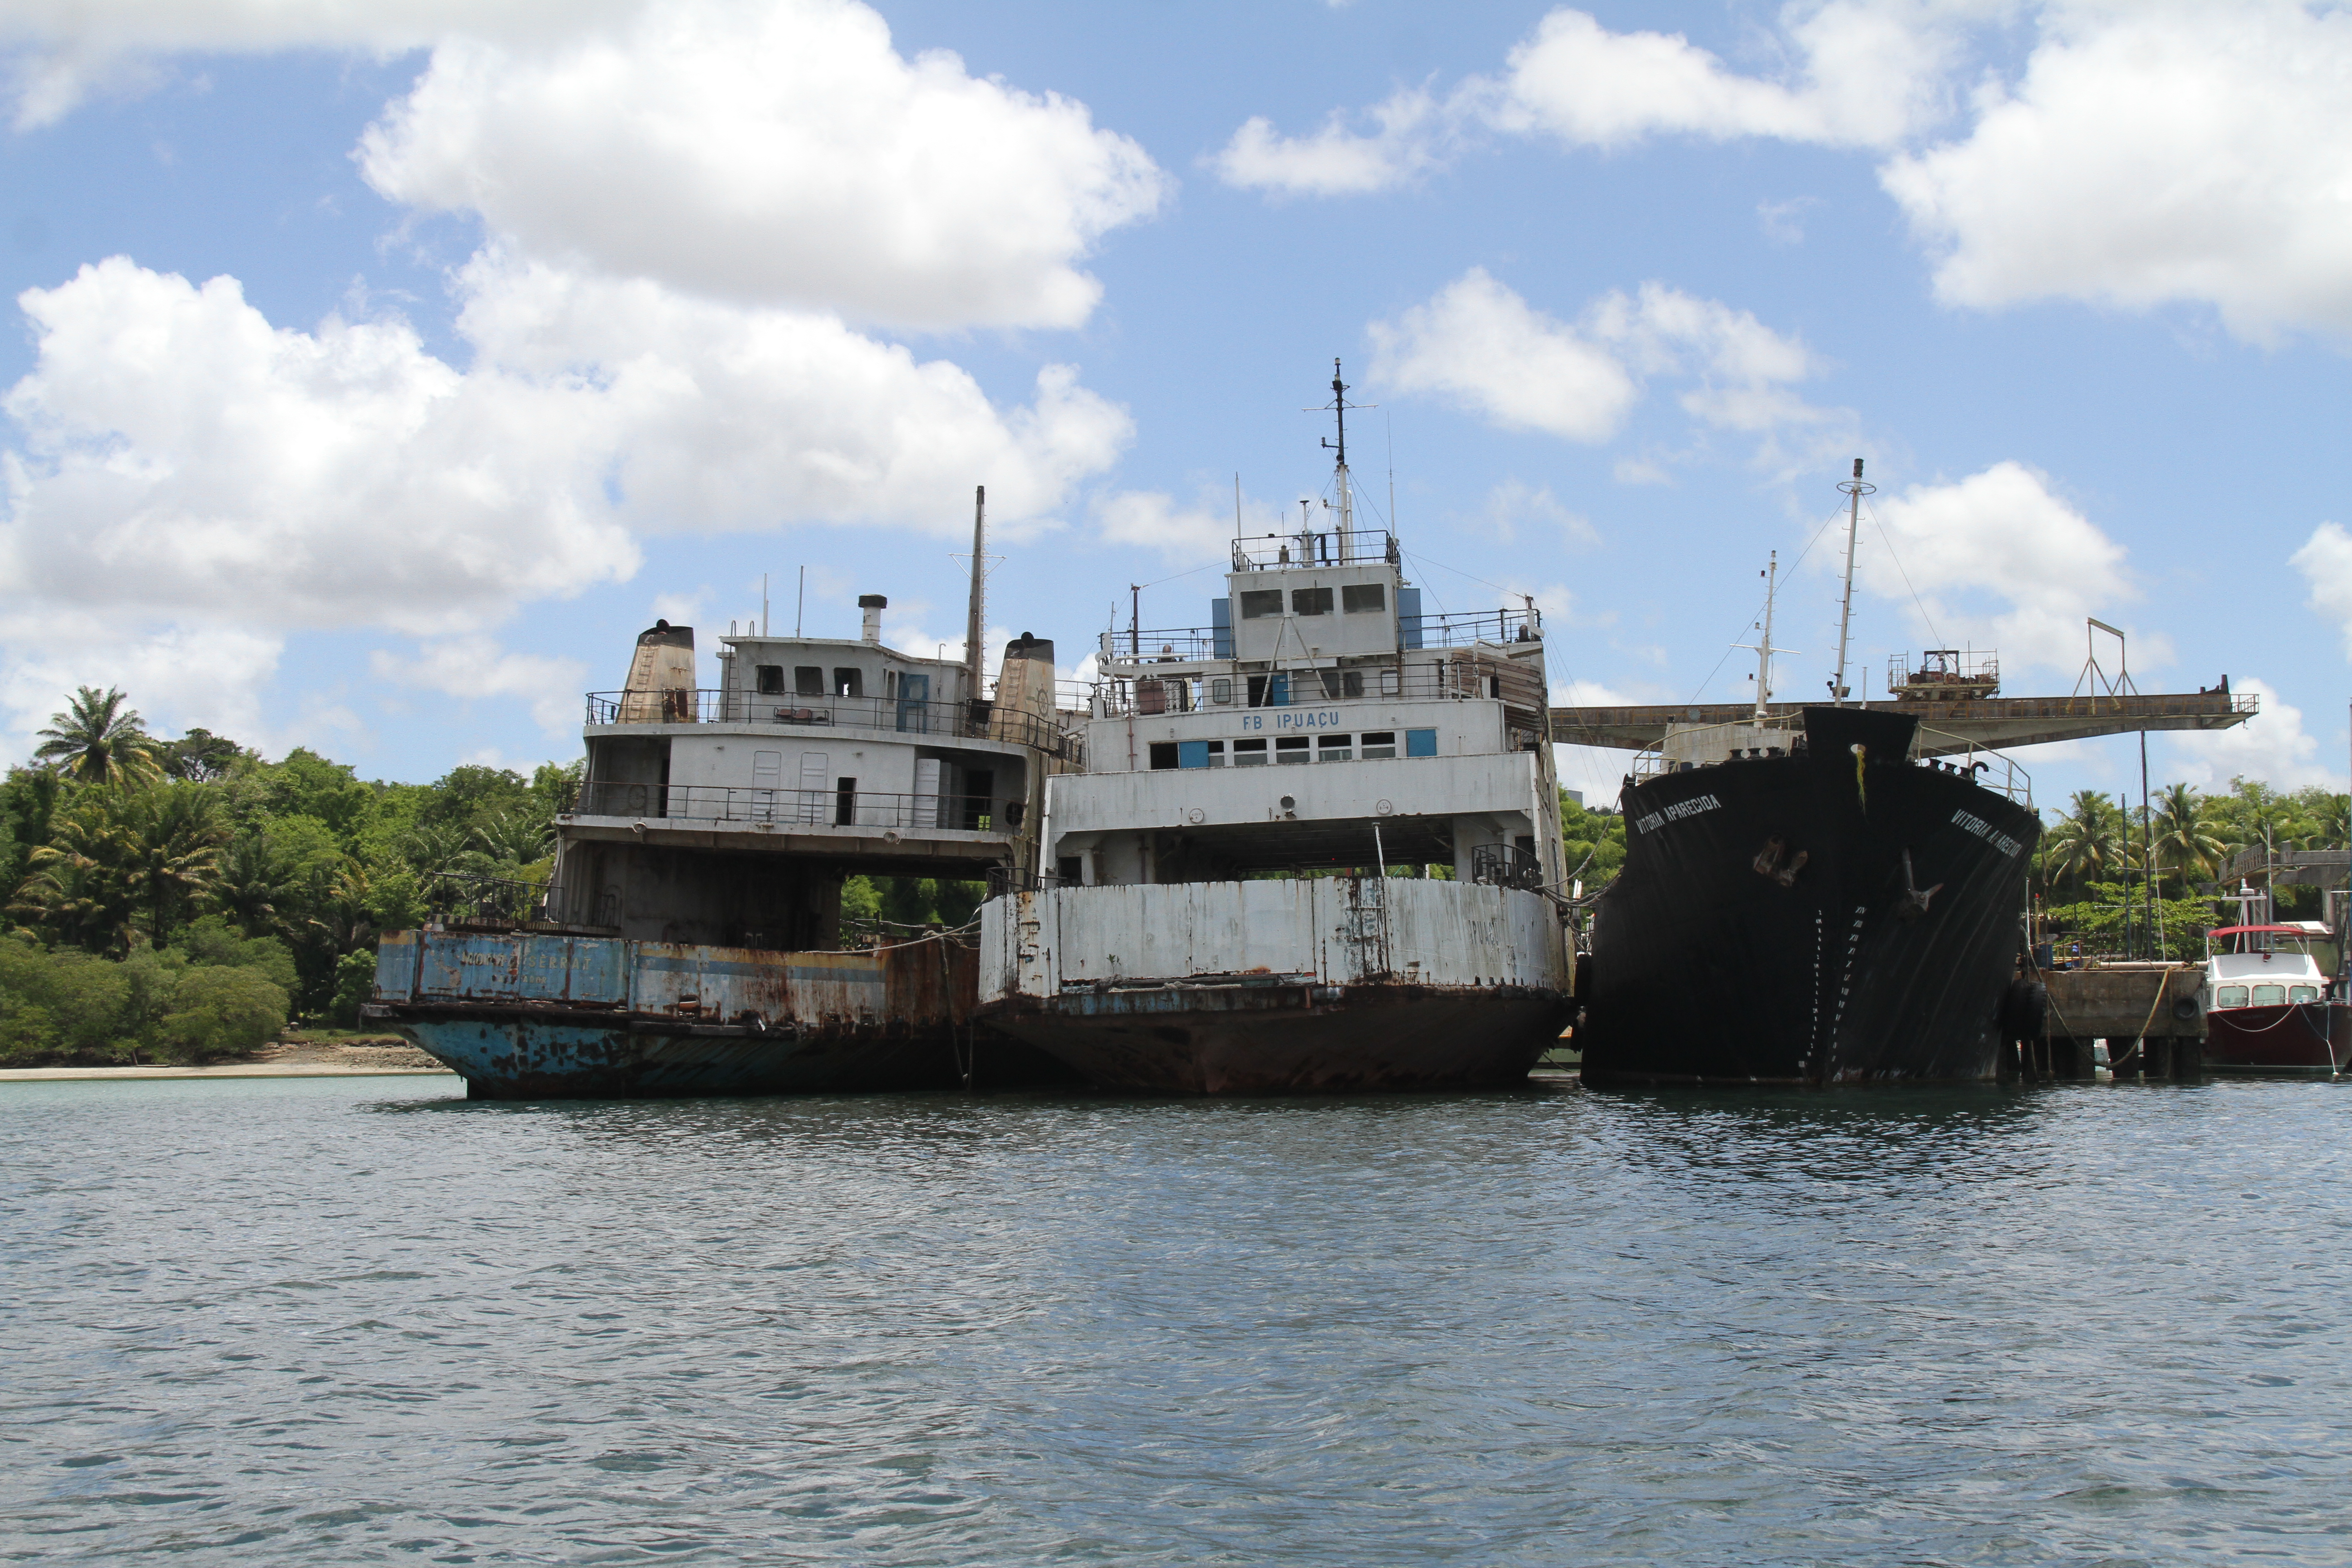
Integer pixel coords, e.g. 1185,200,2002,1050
1177,740,1211,769
1405,728,1438,758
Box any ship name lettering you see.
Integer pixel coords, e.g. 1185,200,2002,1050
1635,794,1722,833
1950,809,2023,858
1274,709,1346,731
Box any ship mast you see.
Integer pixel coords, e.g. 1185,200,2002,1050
964,485,986,699
1754,551,1780,723
1831,457,1874,706
1318,358,1357,560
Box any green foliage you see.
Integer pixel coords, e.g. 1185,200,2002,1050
2043,882,2214,956
840,876,985,936
34,686,162,788
159,966,288,1061
329,948,379,1028
1560,790,1626,890
177,914,299,992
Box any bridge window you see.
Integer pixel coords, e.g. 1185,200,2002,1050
2290,985,2319,1004
1239,589,1283,619
2253,983,2286,1007
1361,731,1396,760
755,664,786,695
1149,742,1180,770
1233,738,1268,766
1316,669,1365,699
833,668,863,698
1276,737,1310,764
2215,985,2248,1008
1291,587,1333,616
1317,735,1352,762
1342,584,1385,613
794,666,824,696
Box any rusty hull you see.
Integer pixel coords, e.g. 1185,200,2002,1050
370,928,1070,1098
979,980,1569,1094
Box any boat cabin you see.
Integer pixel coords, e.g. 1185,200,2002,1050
2203,922,2342,1011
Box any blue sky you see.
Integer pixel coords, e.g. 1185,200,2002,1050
3,0,2348,812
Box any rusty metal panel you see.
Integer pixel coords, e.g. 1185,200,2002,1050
566,938,630,1007
784,951,888,1028
881,941,971,1028
415,931,528,1000
373,930,419,1002
631,943,709,1018
517,936,572,1001
689,946,794,1024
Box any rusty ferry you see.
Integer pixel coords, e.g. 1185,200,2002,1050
368,498,1083,1098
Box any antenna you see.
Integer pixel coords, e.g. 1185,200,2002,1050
964,485,987,697
1306,358,1374,562
762,573,769,636
1831,457,1874,706
1736,551,1799,724
795,566,805,637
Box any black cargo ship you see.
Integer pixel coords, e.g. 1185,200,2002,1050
1578,705,2042,1085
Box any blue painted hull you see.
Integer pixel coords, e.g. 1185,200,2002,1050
370,927,1074,1099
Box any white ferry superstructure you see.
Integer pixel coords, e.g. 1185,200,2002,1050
976,364,1575,1092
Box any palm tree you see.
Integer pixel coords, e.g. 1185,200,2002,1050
34,687,162,788
11,796,139,951
118,784,229,946
2043,790,2126,893
470,810,554,869
213,832,290,938
2148,783,2226,882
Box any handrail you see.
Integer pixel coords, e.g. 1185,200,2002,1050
572,781,1021,835
586,689,1082,762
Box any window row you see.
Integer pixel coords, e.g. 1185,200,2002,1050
2213,983,2320,1008
1237,583,1387,620
1147,729,1439,769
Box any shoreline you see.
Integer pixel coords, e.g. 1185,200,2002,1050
0,1062,456,1082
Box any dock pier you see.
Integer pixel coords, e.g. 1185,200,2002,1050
2023,962,2204,1081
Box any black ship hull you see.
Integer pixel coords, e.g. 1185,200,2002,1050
1579,707,2041,1086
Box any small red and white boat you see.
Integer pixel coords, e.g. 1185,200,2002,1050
2200,922,2349,1074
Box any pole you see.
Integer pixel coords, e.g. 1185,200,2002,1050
795,566,805,637
762,573,769,636
1131,584,1141,660
2141,730,2155,959
965,485,987,699
1832,458,1873,706
1754,551,1778,724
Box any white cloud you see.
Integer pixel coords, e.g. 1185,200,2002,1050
1093,485,1297,563
1367,269,1637,441
1882,2,2352,340
369,635,588,736
2163,676,2339,792
358,0,1166,330
1367,269,1837,458
1862,460,2138,676
1466,480,1598,548
1213,88,1445,197
0,254,1132,756
2291,520,2352,656
1215,3,1980,196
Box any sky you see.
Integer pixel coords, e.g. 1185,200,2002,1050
2,0,2349,814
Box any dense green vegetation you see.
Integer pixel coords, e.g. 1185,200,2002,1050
1560,790,1626,889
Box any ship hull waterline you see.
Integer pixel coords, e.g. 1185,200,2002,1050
980,980,1571,1095
1578,706,2043,1088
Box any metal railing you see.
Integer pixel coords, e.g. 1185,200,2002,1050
1098,608,1543,668
1090,660,1509,719
586,688,1081,760
1470,844,1545,892
1888,650,1999,699
1230,529,1400,569
573,781,1020,835
426,872,553,927
1913,726,2032,806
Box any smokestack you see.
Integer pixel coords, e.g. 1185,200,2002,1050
858,594,887,645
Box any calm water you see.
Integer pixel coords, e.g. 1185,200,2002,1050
4,1075,2350,1565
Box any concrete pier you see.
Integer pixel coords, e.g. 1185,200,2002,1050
2026,962,2204,1081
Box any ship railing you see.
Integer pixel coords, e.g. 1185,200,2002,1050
1096,608,1542,668
1912,727,2032,807
1470,843,1546,892
425,870,553,928
585,689,1081,760
1630,714,1804,783
1230,529,1400,570
1090,660,1509,719
572,781,1021,835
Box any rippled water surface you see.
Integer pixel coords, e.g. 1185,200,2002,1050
5,1075,2351,1564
